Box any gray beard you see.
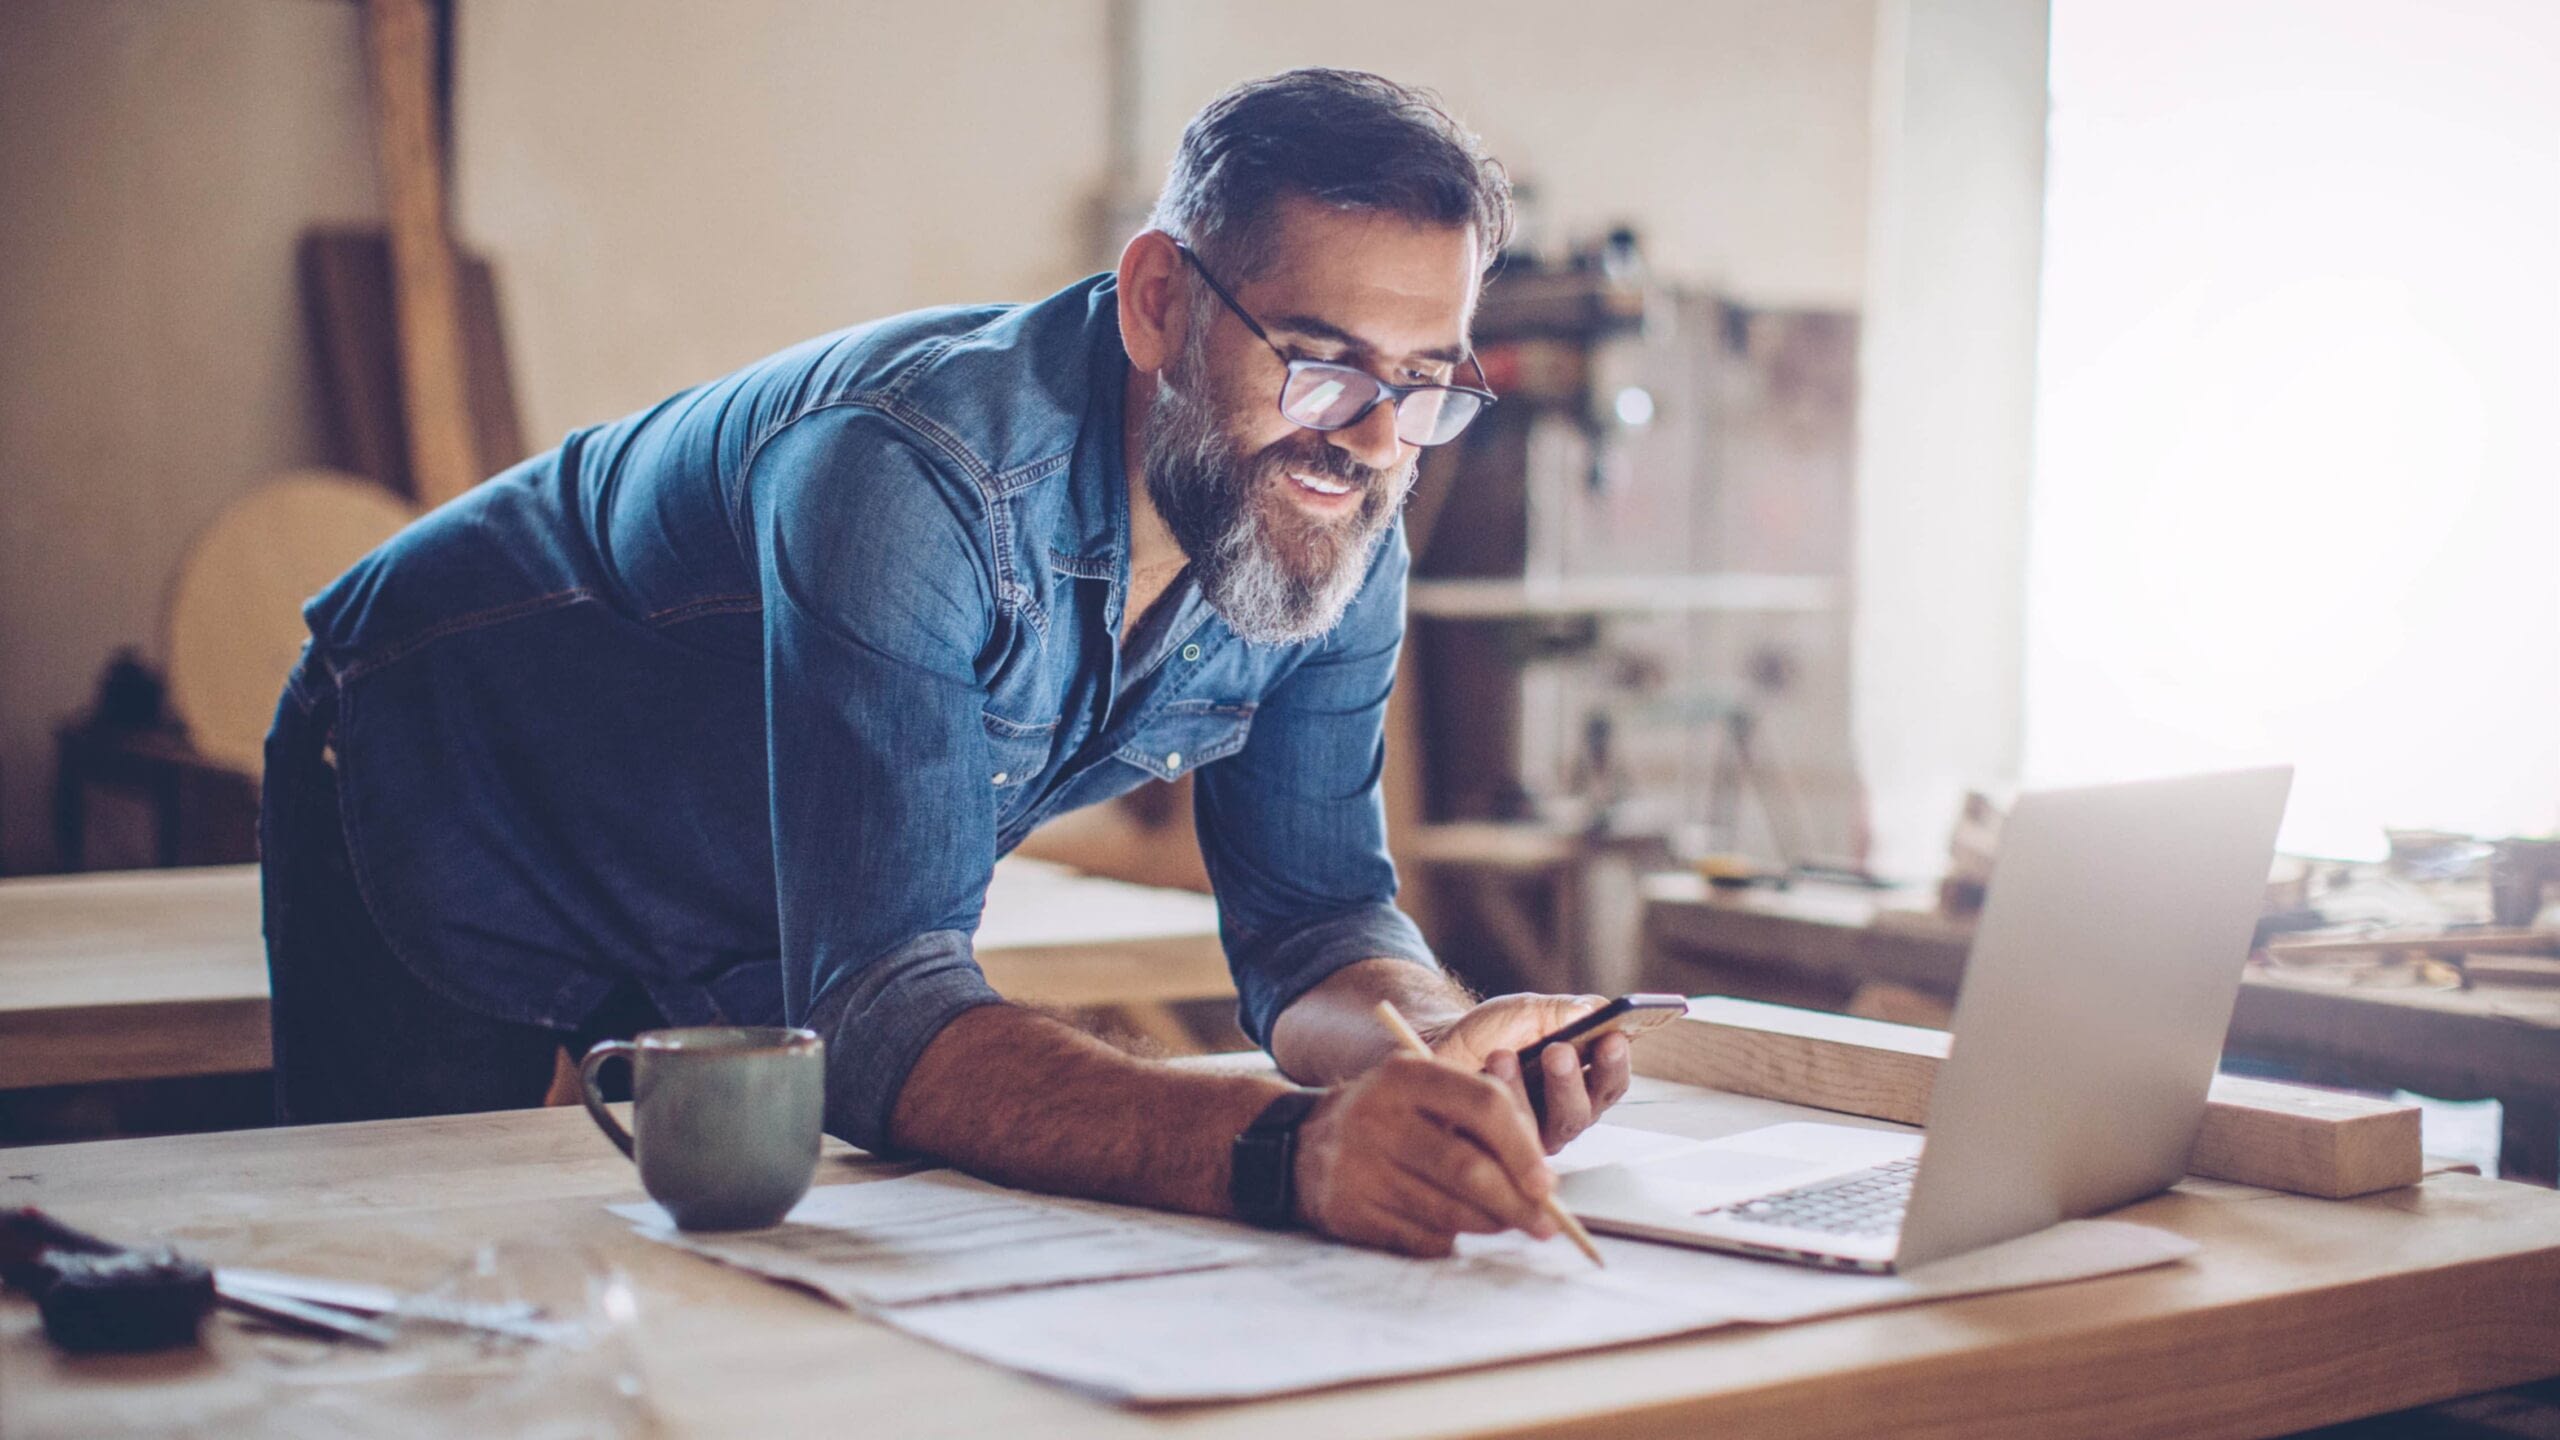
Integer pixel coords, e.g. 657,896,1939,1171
1138,338,1411,646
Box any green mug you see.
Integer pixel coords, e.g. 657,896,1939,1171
580,1026,824,1231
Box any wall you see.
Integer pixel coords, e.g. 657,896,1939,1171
1132,0,1875,305
1850,0,2051,875
0,0,382,873
459,0,1879,462
2026,0,2560,856
452,1,1115,449
0,0,1886,874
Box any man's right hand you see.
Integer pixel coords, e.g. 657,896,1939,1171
1288,1055,1559,1256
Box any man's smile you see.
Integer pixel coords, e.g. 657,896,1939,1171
1286,468,1361,506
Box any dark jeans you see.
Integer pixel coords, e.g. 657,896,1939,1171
260,662,663,1125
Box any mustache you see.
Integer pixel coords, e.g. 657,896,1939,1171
1263,437,1396,494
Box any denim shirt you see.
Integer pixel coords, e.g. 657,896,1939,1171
299,274,1435,1150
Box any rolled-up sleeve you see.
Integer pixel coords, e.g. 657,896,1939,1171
1194,524,1438,1046
746,407,1007,1152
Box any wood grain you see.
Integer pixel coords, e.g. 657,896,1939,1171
300,229,527,500
3,1090,2555,1438
162,473,416,776
0,868,274,1088
1640,871,2560,1183
0,861,1229,1090
1632,997,2423,1198
363,0,480,508
2265,929,2558,958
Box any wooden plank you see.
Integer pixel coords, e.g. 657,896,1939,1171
362,0,480,508
2462,953,2560,987
0,862,1230,1089
1640,873,2560,1183
0,998,272,1090
456,249,527,477
299,230,410,493
3,1096,2557,1438
975,934,1229,1008
955,860,1231,1009
1633,997,2423,1198
0,868,272,1089
1641,872,1971,993
2265,929,2558,958
300,229,527,500
2191,1072,2425,1199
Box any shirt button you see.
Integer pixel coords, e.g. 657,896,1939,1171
1164,752,1183,772
1181,642,1202,662
991,772,1008,785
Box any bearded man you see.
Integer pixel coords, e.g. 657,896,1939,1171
261,68,1631,1254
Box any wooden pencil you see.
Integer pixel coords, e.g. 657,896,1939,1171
1371,1001,1605,1268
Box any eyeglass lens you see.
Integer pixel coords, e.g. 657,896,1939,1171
1279,364,1482,447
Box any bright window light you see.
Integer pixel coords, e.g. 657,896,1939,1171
2026,0,2560,858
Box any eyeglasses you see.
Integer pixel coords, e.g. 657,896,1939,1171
1174,243,1496,448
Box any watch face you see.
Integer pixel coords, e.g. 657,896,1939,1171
1233,1133,1287,1227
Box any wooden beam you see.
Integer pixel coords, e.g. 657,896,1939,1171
363,0,481,508
1634,996,2425,1199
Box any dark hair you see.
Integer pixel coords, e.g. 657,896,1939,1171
1150,68,1512,281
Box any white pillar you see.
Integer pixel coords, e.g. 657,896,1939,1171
1851,0,2052,876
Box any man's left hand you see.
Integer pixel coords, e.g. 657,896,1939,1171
1422,994,1632,1154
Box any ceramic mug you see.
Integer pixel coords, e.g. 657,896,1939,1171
579,1026,824,1231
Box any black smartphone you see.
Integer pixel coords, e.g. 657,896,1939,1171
1514,994,1688,1086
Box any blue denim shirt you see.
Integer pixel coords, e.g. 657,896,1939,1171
300,274,1435,1150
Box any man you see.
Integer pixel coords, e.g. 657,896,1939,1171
263,68,1632,1257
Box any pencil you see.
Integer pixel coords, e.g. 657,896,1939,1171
1371,1001,1605,1268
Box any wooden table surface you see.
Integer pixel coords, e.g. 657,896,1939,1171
0,861,1228,1091
5,1083,2558,1439
1641,872,2560,1183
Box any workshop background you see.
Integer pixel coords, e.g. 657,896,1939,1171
1,0,2552,935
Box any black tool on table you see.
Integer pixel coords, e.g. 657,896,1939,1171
2,1207,390,1352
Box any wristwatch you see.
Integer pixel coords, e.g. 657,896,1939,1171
1230,1089,1323,1229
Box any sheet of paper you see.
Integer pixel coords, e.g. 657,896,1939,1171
883,1228,1734,1402
612,1171,1261,1308
1545,1120,1712,1174
1633,1217,2195,1327
875,1215,2195,1403
610,1124,2199,1404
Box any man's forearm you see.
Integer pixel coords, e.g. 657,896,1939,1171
1267,957,1477,1084
887,1002,1290,1217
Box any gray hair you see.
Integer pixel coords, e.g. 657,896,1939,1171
1149,68,1512,282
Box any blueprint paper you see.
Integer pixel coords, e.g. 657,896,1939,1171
878,1216,2190,1402
612,1170,1261,1307
615,1125,2195,1402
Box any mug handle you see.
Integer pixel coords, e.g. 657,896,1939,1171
579,1040,639,1159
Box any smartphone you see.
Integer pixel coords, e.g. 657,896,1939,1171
1515,994,1688,1074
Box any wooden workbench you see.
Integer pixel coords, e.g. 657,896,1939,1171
0,860,1229,1092
1640,872,2560,1183
6,1081,2558,1438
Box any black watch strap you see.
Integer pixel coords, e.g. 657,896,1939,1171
1230,1088,1323,1229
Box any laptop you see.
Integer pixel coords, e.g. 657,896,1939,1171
1563,765,2294,1273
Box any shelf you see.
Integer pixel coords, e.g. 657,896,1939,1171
1406,573,1839,620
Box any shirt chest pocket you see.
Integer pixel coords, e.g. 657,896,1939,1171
1115,699,1255,782
982,712,1057,791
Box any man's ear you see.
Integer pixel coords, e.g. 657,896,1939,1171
1117,229,1187,376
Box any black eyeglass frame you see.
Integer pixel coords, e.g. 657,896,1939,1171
1173,242,1497,448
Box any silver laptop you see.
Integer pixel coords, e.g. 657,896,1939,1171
1565,766,2293,1273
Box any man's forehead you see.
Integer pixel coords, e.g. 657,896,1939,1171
1238,202,1481,362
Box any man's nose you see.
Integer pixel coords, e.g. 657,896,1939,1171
1328,398,1410,475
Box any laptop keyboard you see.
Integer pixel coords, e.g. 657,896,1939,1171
1714,1156,1919,1236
